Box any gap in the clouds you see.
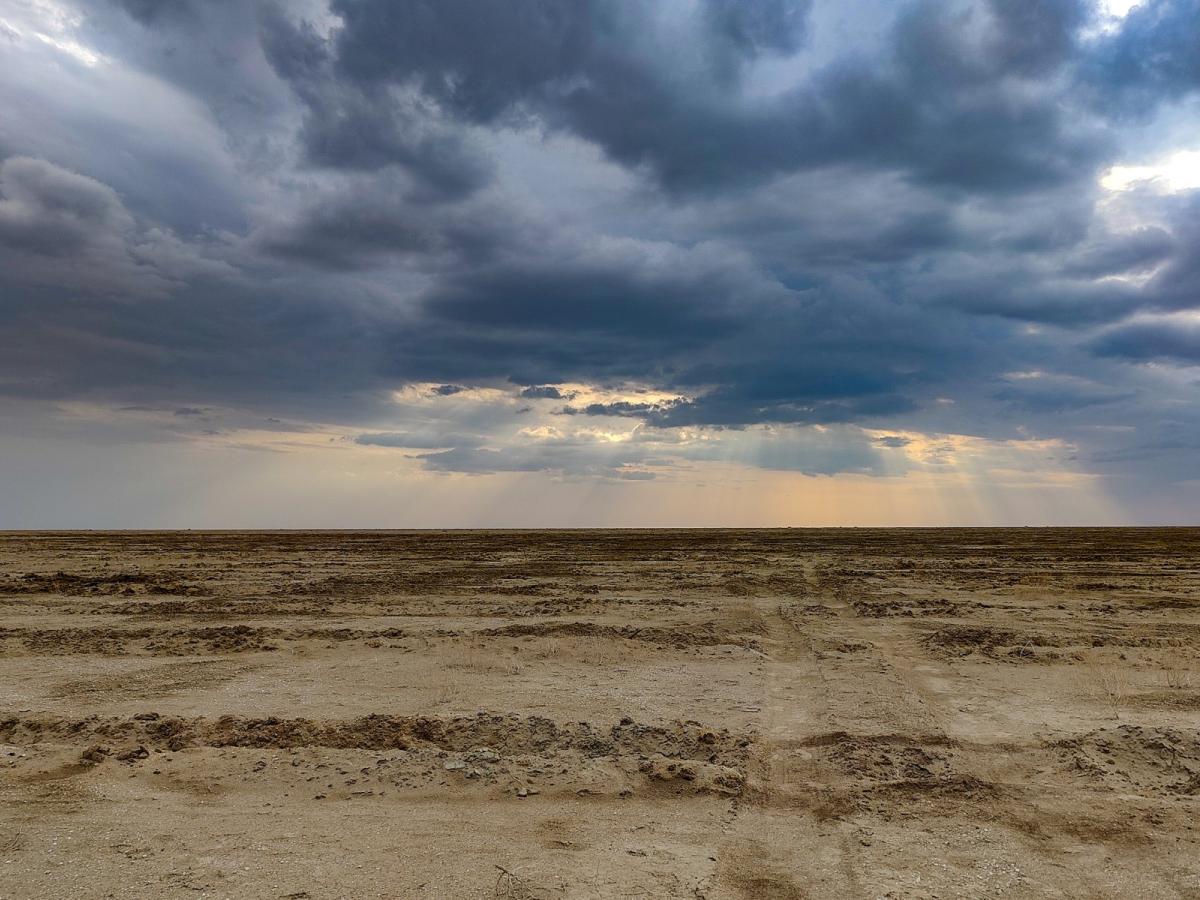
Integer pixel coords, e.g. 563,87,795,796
1101,149,1200,193
1100,0,1144,20
0,0,103,67
1087,0,1145,36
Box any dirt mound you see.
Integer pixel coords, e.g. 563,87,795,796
796,731,970,792
821,735,956,784
1127,691,1200,711
292,627,410,643
1133,597,1200,612
814,733,995,804
0,712,751,763
103,597,336,618
722,572,807,597
285,564,589,600
0,625,416,656
922,625,1022,656
759,732,998,818
1057,725,1200,796
778,602,835,620
924,624,1198,661
481,620,753,649
0,713,753,797
0,571,204,597
852,593,965,618
0,625,281,655
921,625,1077,661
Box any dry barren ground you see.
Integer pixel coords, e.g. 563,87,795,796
2,529,1199,898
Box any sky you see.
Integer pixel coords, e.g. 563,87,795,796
1,0,1199,527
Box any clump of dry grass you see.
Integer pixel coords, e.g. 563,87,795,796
493,865,550,900
428,679,464,708
528,635,626,666
445,645,524,676
1093,668,1132,714
1158,666,1195,692
765,753,807,790
419,645,526,708
1075,653,1135,718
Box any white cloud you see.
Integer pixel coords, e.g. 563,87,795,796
1099,0,1142,18
2,0,105,66
1101,150,1200,194
1087,0,1144,37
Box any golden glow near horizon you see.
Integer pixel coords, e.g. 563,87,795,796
25,382,1122,527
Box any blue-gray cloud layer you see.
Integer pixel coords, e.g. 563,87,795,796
1,0,1199,486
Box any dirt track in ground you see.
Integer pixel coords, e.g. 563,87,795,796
1,529,1199,898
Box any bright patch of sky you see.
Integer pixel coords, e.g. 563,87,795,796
2,0,103,66
1101,150,1200,193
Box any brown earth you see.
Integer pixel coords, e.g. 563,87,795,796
1,528,1199,898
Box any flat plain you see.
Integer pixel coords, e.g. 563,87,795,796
1,529,1199,898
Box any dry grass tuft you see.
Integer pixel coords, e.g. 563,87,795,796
528,636,628,667
1159,665,1195,692
1075,654,1134,718
446,646,525,676
493,864,551,900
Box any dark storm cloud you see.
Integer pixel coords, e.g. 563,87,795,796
0,156,233,297
1133,193,1200,313
562,401,661,418
979,0,1084,76
262,0,1101,195
1085,0,1200,105
1090,317,1200,363
386,254,968,430
1060,227,1176,279
257,4,492,198
993,373,1134,413
355,431,482,449
520,386,572,401
0,156,130,256
926,276,1145,325
254,175,521,271
420,258,746,339
258,194,439,270
703,0,812,57
3,0,1200,491
325,0,594,121
295,87,491,199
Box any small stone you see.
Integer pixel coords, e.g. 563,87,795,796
80,745,109,765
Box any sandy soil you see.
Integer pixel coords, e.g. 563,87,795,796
1,529,1199,899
